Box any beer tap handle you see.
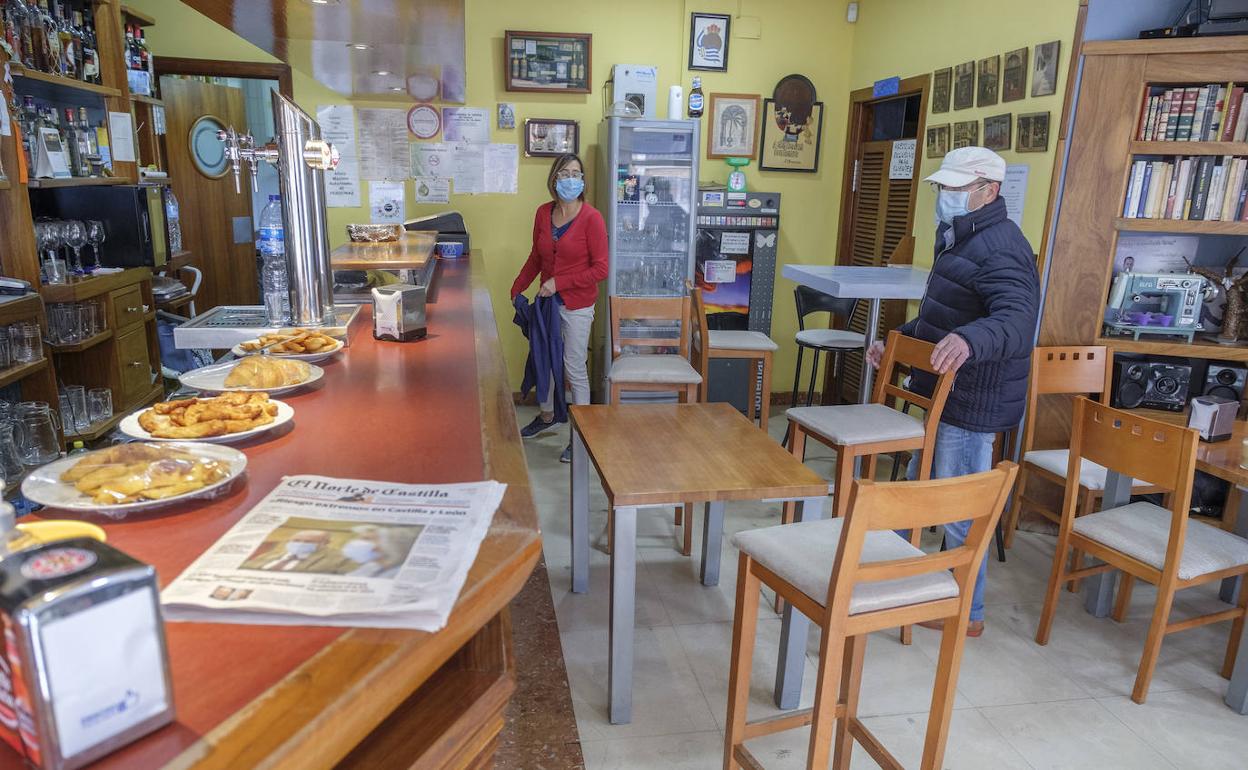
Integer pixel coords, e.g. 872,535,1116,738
216,127,243,195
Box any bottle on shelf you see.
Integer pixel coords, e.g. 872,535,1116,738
258,195,291,325
62,107,85,176
688,76,704,119
124,22,137,70
164,188,182,253
54,1,74,79
80,9,98,84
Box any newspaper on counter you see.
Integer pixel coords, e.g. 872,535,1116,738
160,475,507,631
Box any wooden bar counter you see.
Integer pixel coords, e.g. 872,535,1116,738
3,256,542,769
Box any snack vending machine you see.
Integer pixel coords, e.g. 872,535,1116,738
694,190,781,413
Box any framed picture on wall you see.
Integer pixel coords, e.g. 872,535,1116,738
524,118,579,157
504,31,592,94
977,55,1000,107
1032,40,1061,97
931,68,951,114
1018,111,1050,152
953,61,975,110
707,93,761,159
953,120,979,149
926,124,950,159
984,113,1012,151
1002,47,1028,102
689,13,731,71
759,98,824,172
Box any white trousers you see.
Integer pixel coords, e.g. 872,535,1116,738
540,304,594,411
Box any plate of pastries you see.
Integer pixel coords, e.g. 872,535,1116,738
22,442,247,514
180,356,323,395
119,392,293,443
232,329,344,362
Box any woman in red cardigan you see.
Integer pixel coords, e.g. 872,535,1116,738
510,153,609,462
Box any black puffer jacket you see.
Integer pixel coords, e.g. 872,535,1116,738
898,197,1039,434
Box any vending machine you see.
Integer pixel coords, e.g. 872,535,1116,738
694,189,781,412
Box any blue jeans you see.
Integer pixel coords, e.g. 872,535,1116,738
906,422,995,622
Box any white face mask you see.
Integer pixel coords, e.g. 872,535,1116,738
285,540,318,558
342,539,378,564
935,184,990,226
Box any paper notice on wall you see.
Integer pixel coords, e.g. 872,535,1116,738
358,108,409,180
889,139,916,180
107,111,135,162
451,143,485,195
369,181,405,224
443,107,490,143
704,260,737,283
1001,164,1029,228
414,177,451,204
0,100,10,137
719,231,750,255
484,143,518,194
411,142,452,178
317,105,361,207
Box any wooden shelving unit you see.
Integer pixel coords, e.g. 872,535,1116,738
1112,217,1248,235
49,329,113,354
1129,141,1248,156
1096,335,1248,362
120,4,156,27
27,177,131,189
40,267,153,303
130,94,163,106
8,65,123,97
0,358,49,391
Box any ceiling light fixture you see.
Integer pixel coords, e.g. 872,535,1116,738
347,43,370,50
373,70,391,76
389,87,405,92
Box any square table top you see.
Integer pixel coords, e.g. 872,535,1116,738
782,264,930,300
570,402,829,507
330,230,437,270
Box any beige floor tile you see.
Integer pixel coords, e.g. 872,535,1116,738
981,699,1175,769
852,630,975,718
581,730,725,770
1098,687,1248,769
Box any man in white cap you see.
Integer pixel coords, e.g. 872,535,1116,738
867,146,1040,637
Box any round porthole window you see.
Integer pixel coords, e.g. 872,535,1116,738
189,115,229,179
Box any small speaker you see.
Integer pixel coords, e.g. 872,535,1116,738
1204,363,1247,402
1112,360,1192,412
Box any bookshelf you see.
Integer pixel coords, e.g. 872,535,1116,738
1113,217,1248,235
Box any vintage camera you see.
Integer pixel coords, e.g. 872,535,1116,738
1203,363,1248,403
1112,359,1192,412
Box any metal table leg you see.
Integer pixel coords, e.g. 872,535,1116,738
1219,487,1248,604
1227,621,1248,714
609,505,637,724
858,298,882,404
774,495,828,709
700,500,725,586
571,429,589,594
1083,470,1133,617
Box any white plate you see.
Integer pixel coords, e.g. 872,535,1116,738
179,360,324,395
117,399,294,444
22,442,247,515
230,337,344,362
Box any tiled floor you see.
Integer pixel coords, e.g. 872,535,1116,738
518,407,1248,769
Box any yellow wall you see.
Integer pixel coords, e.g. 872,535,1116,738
849,0,1080,269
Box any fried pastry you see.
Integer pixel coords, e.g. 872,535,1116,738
238,329,339,355
136,392,278,439
60,443,230,505
223,356,311,389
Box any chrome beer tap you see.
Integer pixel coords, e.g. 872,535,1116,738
216,128,336,194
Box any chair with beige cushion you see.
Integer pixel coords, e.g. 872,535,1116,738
689,286,779,429
607,295,702,404
1035,399,1248,704
724,462,1018,769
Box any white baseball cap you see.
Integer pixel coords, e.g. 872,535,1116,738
924,146,1007,187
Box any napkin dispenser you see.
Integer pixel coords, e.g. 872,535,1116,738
1188,395,1238,443
371,284,427,342
0,539,173,770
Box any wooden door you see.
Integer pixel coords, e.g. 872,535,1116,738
832,79,928,400
163,78,257,311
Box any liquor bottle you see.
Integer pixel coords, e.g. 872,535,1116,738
55,3,75,80
3,1,21,66
77,107,96,156
519,56,527,81
80,11,99,84
138,26,152,77
124,22,136,69
62,108,84,175
19,95,38,167
29,0,49,72
70,10,84,81
688,76,704,119
15,0,35,68
41,0,61,75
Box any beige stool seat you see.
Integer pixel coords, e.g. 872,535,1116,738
709,330,779,352
795,328,866,350
733,519,959,615
787,404,925,446
1023,448,1152,491
1074,501,1248,580
608,354,702,384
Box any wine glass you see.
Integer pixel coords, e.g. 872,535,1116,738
34,222,66,285
85,220,105,272
63,220,87,276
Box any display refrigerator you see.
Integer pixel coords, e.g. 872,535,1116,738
592,117,700,400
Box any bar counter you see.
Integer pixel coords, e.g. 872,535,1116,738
4,256,542,769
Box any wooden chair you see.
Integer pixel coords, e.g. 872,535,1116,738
726,463,1018,769
689,285,778,429
1035,399,1248,703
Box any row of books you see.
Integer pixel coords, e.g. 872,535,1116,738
1136,83,1248,143
1123,155,1248,222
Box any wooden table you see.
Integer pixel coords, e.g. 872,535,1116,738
569,403,828,724
6,257,542,768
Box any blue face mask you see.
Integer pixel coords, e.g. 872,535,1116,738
556,177,584,201
935,189,971,225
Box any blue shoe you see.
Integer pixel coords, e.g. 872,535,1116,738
560,443,572,463
520,414,558,438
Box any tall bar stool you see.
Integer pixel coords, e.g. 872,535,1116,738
725,463,1018,769
790,286,863,409
689,286,778,429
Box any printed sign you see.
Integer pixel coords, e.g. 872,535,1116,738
704,260,737,283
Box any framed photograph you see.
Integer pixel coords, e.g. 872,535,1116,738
1032,40,1061,97
707,93,761,159
977,55,999,107
504,31,591,94
984,113,1012,151
1002,47,1028,102
926,124,950,159
497,103,516,130
689,13,731,71
759,98,824,172
1018,111,1050,152
931,68,951,114
953,120,979,149
953,61,975,110
524,118,579,157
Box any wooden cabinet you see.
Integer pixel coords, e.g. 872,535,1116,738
110,285,147,329
114,325,153,405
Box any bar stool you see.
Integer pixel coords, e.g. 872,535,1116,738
725,463,1018,769
689,286,778,429
790,286,863,409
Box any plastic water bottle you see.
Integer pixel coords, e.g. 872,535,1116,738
258,195,290,324
164,188,183,253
